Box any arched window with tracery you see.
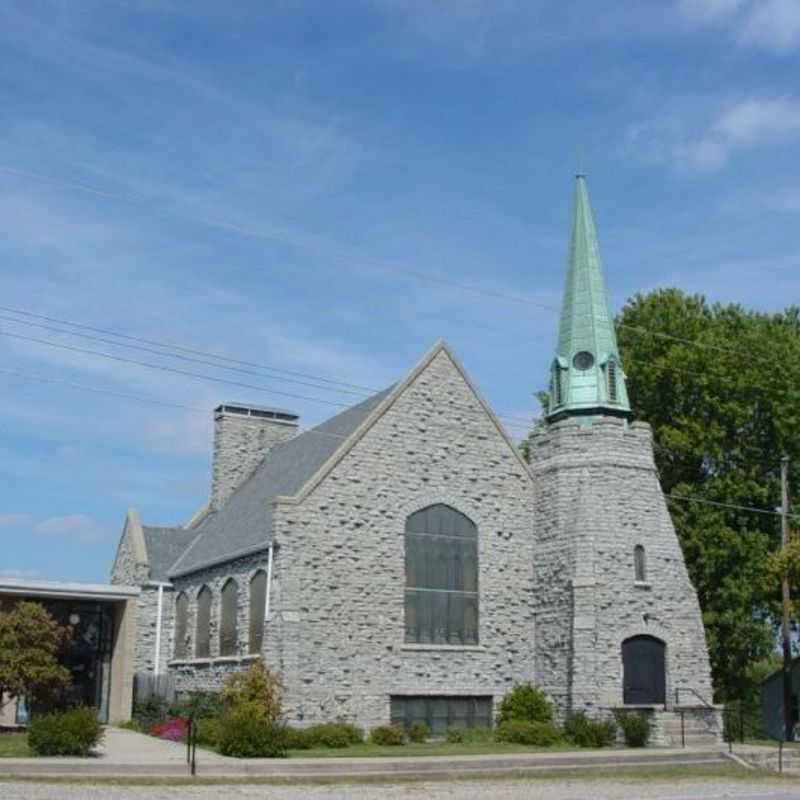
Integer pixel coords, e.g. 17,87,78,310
174,592,189,659
249,570,267,655
405,504,478,645
220,578,239,656
195,585,212,658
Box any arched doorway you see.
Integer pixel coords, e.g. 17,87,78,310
622,635,666,704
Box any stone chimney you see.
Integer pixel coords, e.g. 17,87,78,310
210,403,299,510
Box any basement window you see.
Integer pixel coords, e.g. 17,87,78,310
390,695,492,735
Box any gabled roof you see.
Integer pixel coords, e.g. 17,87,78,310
142,526,200,582
168,386,393,578
165,339,530,579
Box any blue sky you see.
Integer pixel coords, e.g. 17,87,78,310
1,0,799,582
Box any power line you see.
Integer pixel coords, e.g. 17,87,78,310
0,304,377,394
0,326,538,430
6,365,794,524
667,492,800,523
0,167,780,368
0,313,368,399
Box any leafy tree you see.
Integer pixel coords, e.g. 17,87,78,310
0,601,71,711
614,290,800,700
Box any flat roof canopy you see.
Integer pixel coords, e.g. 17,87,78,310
0,578,139,603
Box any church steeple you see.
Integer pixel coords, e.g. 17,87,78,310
547,174,631,421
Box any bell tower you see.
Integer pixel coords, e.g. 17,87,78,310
529,175,719,743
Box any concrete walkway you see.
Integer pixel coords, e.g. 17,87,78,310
0,728,741,779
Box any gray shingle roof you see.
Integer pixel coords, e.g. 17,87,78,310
141,526,200,582
168,386,393,578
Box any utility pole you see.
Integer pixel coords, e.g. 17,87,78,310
780,455,794,742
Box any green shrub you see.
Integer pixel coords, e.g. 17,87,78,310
329,720,364,745
457,726,493,743
614,711,651,747
170,691,225,721
131,696,168,730
445,728,464,743
370,724,405,746
497,683,553,725
409,722,430,743
195,717,222,748
284,727,313,750
495,720,561,746
563,711,617,748
28,707,104,757
304,723,352,748
216,709,288,758
222,661,283,722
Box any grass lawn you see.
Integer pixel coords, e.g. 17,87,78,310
287,741,580,758
0,763,790,787
0,733,29,758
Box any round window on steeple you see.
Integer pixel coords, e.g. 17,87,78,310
572,351,594,371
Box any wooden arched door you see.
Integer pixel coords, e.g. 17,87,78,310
623,635,666,704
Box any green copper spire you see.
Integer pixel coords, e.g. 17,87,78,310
547,174,631,420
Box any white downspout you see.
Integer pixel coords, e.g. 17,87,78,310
153,584,164,676
265,544,274,621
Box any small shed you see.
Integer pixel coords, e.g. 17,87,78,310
760,657,800,741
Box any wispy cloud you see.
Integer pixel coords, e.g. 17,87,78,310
628,98,800,171
678,0,800,52
0,512,107,543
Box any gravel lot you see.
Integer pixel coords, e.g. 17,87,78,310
3,779,800,800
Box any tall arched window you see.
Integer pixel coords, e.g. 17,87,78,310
634,545,647,582
195,585,212,658
405,504,478,645
174,592,189,659
249,570,267,655
220,578,239,656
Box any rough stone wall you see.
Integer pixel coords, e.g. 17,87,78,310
111,523,160,677
131,585,175,675
528,416,714,716
168,552,274,694
270,349,536,730
211,410,298,510
110,526,148,586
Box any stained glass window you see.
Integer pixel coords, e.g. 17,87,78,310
404,504,478,645
220,579,238,656
195,586,212,658
174,592,189,659
249,570,267,655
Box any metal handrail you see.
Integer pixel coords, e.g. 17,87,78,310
674,686,714,709
723,699,789,774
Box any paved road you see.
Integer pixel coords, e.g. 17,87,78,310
3,779,800,799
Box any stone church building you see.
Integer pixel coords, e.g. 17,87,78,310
111,176,719,739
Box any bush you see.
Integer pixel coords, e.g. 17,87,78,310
170,691,224,721
614,711,651,747
284,727,313,750
222,661,283,722
409,722,430,743
445,728,464,743
370,724,405,746
216,708,288,758
149,717,188,742
28,707,104,757
497,683,553,725
304,723,353,749
195,717,222,748
131,696,169,731
563,712,617,748
495,720,561,746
